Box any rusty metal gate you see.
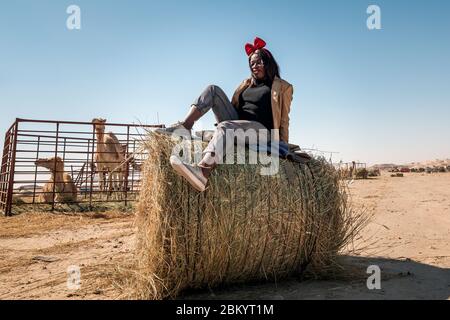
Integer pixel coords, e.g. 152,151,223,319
0,118,163,216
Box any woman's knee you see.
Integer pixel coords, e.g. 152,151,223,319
217,120,239,130
206,84,224,96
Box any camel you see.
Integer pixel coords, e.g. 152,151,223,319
92,118,126,196
35,157,78,203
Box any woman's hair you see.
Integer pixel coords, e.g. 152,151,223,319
249,49,280,86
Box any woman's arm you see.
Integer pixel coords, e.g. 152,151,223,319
280,84,293,143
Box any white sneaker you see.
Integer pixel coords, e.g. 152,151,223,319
155,122,192,138
169,155,207,192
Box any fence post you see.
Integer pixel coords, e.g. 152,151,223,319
32,136,41,204
130,139,136,199
89,125,95,211
62,137,67,163
85,139,90,199
5,120,19,216
0,126,12,215
124,126,130,206
51,122,60,211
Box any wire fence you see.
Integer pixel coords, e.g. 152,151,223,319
0,118,164,216
333,161,367,179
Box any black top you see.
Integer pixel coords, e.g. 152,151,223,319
238,80,274,130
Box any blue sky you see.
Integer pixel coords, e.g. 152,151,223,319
1,0,449,165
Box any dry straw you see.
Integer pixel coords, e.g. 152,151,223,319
131,134,367,299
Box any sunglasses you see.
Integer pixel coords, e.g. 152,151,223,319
250,59,264,68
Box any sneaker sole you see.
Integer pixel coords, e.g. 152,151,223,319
154,129,192,139
169,156,206,192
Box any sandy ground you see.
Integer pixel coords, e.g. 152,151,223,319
0,172,449,300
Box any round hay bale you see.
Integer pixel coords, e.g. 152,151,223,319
133,134,364,299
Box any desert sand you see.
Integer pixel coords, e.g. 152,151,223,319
0,172,449,300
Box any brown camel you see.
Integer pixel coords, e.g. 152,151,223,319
35,157,78,203
92,118,125,195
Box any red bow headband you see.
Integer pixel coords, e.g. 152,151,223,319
245,37,272,57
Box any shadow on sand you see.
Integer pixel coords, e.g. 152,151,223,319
181,255,450,300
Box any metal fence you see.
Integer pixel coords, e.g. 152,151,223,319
0,118,163,216
334,162,367,171
333,161,367,179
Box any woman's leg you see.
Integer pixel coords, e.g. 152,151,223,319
169,86,243,191
180,106,202,131
198,120,269,177
159,85,238,134
188,85,239,127
189,85,240,177
170,120,270,191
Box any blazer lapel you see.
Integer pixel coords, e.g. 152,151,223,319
231,78,252,108
271,77,282,135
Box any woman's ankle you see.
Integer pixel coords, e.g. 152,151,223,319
199,166,212,179
198,160,215,178
182,105,202,130
181,121,193,130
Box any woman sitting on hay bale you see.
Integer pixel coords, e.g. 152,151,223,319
136,41,367,299
157,37,295,191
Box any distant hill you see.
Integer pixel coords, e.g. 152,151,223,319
407,159,450,168
371,159,450,170
370,163,398,170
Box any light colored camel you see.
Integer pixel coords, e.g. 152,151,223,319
35,157,78,203
92,118,125,195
